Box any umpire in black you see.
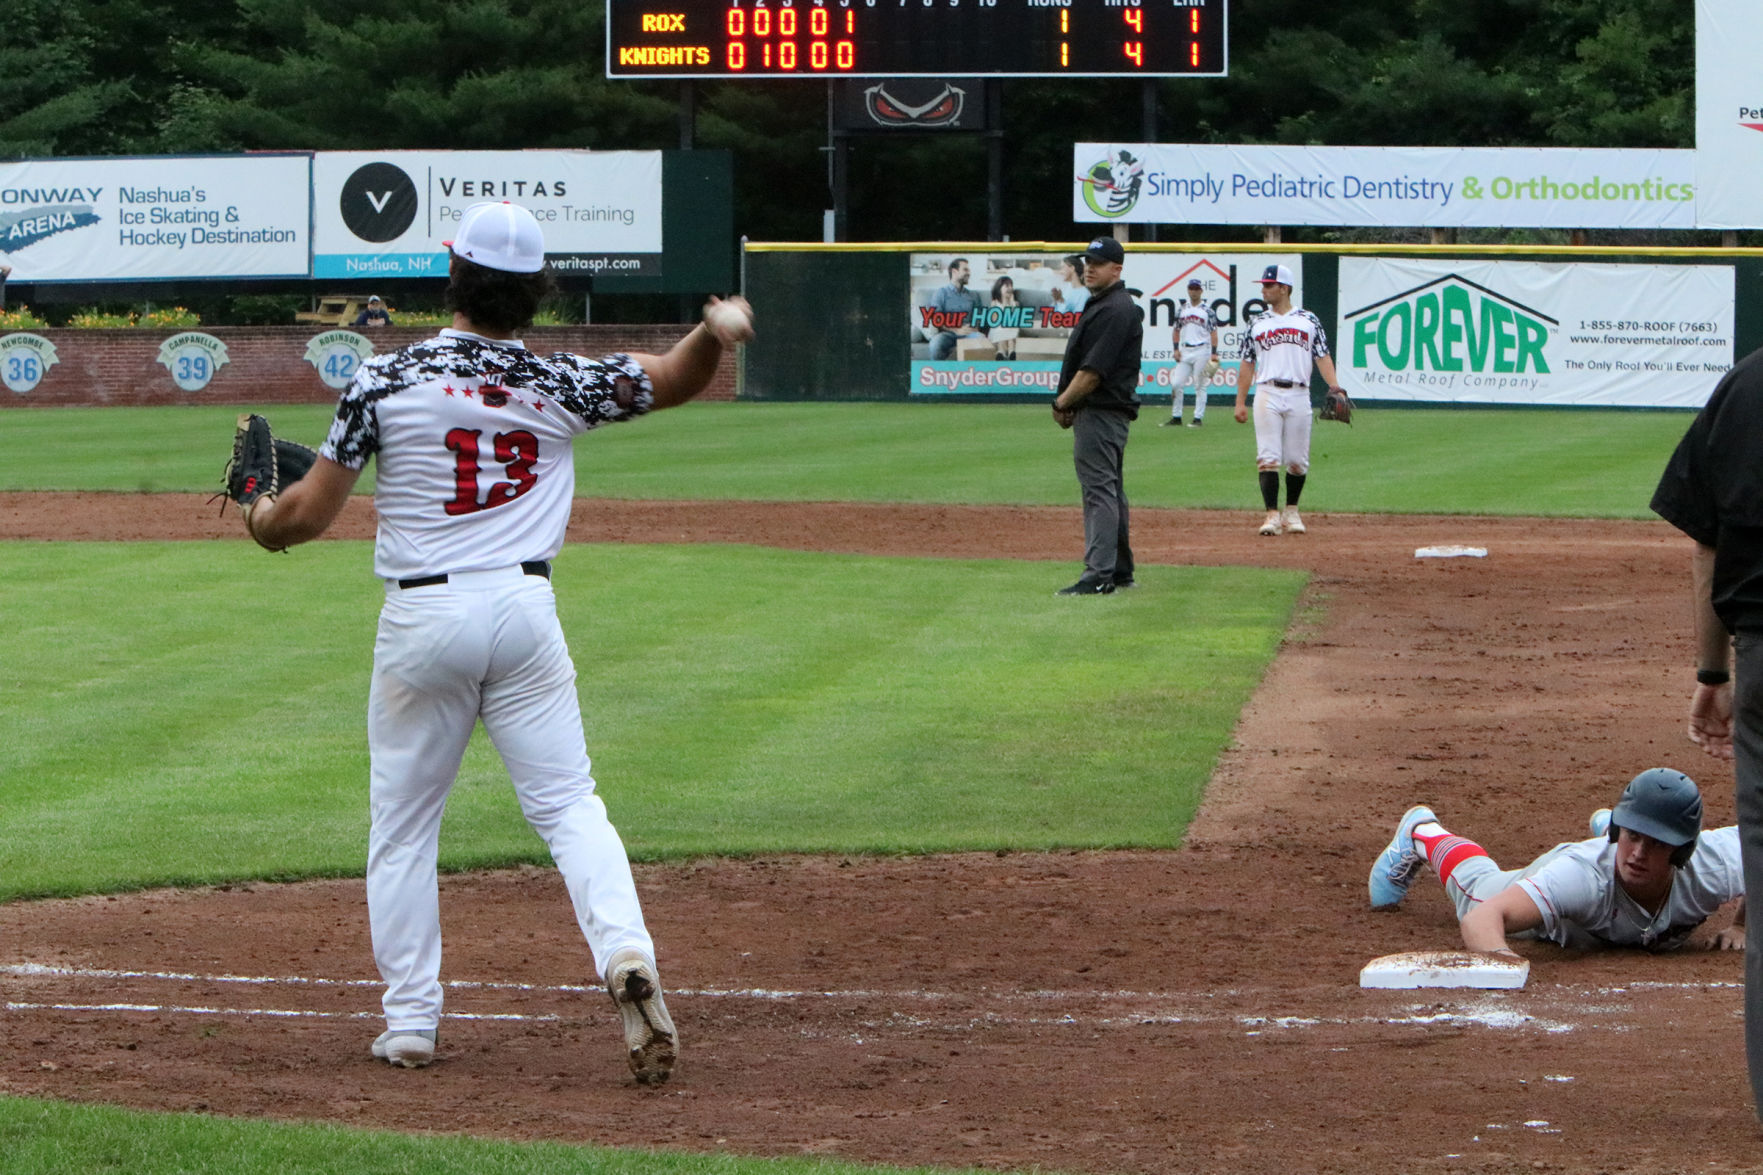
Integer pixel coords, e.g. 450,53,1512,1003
1051,236,1142,595
1651,343,1763,1118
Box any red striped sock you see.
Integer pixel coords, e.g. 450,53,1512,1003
1414,828,1488,889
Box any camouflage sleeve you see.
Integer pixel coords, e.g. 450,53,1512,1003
317,358,391,470
546,352,657,428
1306,311,1331,358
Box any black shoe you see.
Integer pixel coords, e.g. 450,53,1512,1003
1055,578,1116,596
1160,417,1183,427
1187,417,1203,427
1112,577,1137,589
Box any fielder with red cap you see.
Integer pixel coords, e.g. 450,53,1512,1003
236,200,754,1082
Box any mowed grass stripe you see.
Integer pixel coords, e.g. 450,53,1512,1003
0,401,1694,517
0,541,1303,900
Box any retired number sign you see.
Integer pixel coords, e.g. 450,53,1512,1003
606,0,1227,79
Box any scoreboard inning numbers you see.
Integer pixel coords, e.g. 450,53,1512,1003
606,0,1227,79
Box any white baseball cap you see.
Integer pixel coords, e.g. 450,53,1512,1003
445,201,546,274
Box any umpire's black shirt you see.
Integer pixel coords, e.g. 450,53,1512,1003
1652,344,1763,633
1057,280,1142,419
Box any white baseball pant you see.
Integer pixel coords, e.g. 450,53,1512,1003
1252,383,1313,473
366,566,654,1032
1171,345,1212,418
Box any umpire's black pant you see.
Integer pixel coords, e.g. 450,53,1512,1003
1072,406,1133,584
1737,631,1763,1118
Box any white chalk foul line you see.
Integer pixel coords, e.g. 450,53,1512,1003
0,963,1738,1034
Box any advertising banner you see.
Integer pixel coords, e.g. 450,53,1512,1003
1073,144,1696,230
1694,1,1763,229
910,249,1299,397
312,151,663,279
0,155,311,281
1338,258,1734,408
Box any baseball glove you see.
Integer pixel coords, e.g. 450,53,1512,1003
1203,355,1221,381
219,413,315,549
1319,386,1354,425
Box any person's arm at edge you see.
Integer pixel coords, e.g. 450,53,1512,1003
242,457,360,551
1459,885,1545,958
628,296,754,409
1234,357,1255,421
1314,353,1342,390
1716,897,1747,951
1691,541,1736,760
1053,368,1100,412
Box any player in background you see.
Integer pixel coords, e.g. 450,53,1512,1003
1233,264,1346,536
1163,278,1218,428
235,200,754,1081
1368,769,1746,958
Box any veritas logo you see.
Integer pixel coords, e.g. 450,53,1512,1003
1345,275,1555,378
340,163,419,243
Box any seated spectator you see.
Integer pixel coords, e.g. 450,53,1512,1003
353,295,392,328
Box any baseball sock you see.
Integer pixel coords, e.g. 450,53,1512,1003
1285,472,1306,507
1259,470,1280,510
1413,823,1489,889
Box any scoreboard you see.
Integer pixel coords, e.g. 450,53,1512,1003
606,0,1227,79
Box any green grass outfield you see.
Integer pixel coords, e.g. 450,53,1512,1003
0,400,1694,517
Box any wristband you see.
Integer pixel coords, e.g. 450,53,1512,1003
1697,668,1731,686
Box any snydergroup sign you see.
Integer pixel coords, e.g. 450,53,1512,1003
312,151,663,279
1073,144,1696,230
1338,258,1735,408
0,155,311,282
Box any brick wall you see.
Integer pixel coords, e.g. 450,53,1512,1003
0,325,737,407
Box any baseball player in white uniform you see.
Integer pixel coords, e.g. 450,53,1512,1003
1369,769,1747,956
1233,264,1345,536
235,201,755,1082
1162,278,1219,428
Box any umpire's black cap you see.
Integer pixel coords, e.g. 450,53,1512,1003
1084,236,1125,265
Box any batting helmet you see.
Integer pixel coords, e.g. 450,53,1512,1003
1608,768,1702,868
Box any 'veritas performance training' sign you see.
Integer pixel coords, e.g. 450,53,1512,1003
1073,144,1696,230
312,151,662,279
1338,258,1735,408
0,155,311,281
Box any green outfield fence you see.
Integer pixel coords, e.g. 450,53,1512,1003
738,241,1763,404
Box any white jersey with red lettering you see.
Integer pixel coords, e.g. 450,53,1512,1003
1176,299,1219,352
320,327,653,581
1240,307,1329,387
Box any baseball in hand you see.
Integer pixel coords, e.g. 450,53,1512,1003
703,297,755,345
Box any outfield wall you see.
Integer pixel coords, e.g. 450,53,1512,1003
742,243,1763,407
0,326,737,407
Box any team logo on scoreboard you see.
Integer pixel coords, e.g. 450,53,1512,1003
156,331,231,392
1079,149,1145,219
0,332,59,395
862,82,967,128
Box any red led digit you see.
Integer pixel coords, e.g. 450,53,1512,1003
1191,10,1200,32
1190,41,1199,66
780,40,796,68
1060,10,1068,32
780,8,796,35
811,8,828,34
1125,41,1141,66
728,40,746,67
754,8,770,35
1124,9,1141,32
836,39,854,67
811,39,828,68
727,7,744,34
845,9,854,32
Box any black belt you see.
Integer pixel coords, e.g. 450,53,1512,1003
397,561,551,589
1267,379,1301,388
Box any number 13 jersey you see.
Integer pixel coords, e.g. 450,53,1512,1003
319,328,654,580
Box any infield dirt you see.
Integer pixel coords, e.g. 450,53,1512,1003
1,494,1756,1175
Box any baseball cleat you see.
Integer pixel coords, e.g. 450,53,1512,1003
1589,808,1613,839
371,1028,437,1069
1188,417,1204,427
1258,511,1283,537
1282,508,1306,534
1056,577,1115,596
1161,416,1183,427
1369,805,1437,908
606,948,677,1085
